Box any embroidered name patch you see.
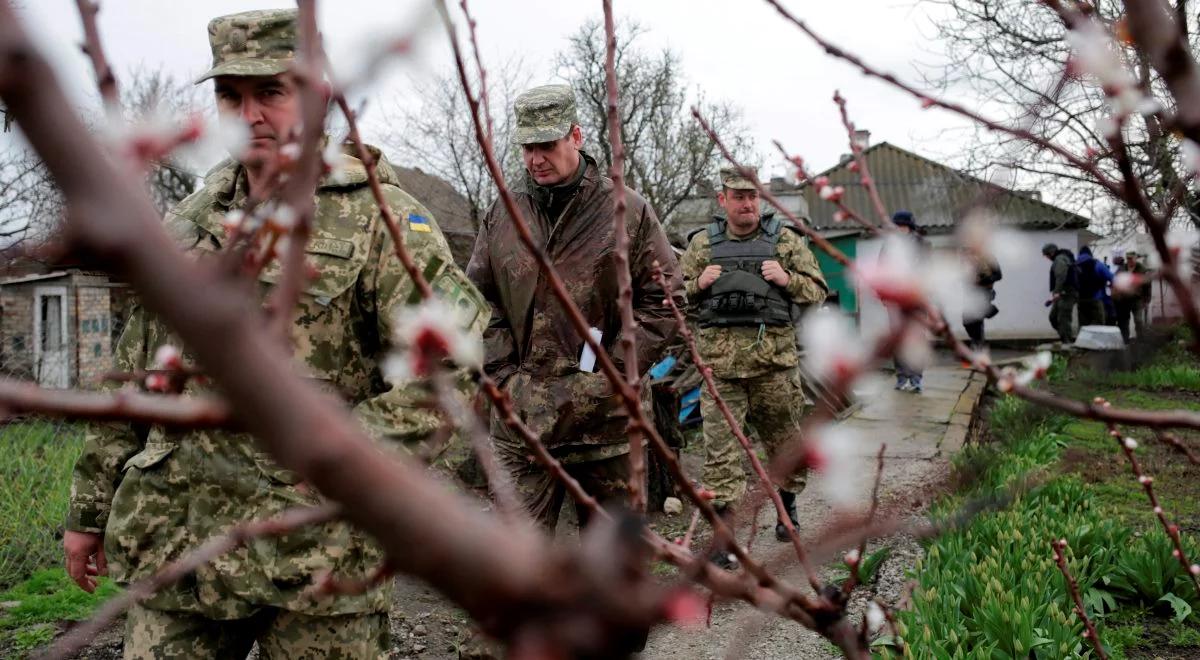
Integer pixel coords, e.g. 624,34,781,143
306,238,355,259
408,213,432,233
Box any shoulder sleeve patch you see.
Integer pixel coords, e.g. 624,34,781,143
408,213,432,233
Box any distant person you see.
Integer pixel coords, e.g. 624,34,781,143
1114,249,1152,343
1042,243,1079,343
962,250,1002,351
890,211,929,392
1075,245,1113,327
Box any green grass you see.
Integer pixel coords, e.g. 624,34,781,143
0,421,85,589
0,569,118,630
1102,364,1200,390
0,568,119,656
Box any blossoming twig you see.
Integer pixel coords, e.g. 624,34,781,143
833,91,892,228
74,0,118,109
1104,420,1200,597
262,0,327,347
0,378,229,428
601,0,646,513
1051,538,1108,660
841,443,887,597
773,141,880,235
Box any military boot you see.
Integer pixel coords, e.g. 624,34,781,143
775,489,800,542
708,503,740,571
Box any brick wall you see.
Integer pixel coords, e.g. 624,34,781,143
0,285,34,379
75,286,112,388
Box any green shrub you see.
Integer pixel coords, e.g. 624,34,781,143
0,421,85,587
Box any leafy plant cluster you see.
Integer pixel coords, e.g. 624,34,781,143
877,394,1199,658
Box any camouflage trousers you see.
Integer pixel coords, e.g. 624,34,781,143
701,369,808,507
492,436,630,530
1049,295,1077,343
122,604,389,659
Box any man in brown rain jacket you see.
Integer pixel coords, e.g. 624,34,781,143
467,84,685,529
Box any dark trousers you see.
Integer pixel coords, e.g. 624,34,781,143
964,319,985,348
1115,299,1148,343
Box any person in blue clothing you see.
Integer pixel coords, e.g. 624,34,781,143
1076,246,1114,327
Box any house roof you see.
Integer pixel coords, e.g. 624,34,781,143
0,270,71,286
797,142,1091,234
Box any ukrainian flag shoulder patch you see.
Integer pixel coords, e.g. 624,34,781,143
408,213,432,233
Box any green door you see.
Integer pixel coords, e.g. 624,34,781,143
813,235,857,315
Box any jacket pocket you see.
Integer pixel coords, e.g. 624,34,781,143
121,444,176,472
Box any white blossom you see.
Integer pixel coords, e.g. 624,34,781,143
221,210,246,233
322,135,353,184
152,345,182,370
801,307,866,383
1113,272,1140,296
1182,140,1200,178
1123,437,1138,450
383,300,482,383
268,205,298,232
865,602,886,634
808,423,862,508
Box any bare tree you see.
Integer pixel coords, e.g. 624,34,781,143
557,19,752,226
120,67,204,214
0,143,61,245
918,0,1200,233
0,66,201,252
383,60,529,229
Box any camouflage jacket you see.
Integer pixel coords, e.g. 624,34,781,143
66,144,485,618
680,218,827,379
467,151,684,453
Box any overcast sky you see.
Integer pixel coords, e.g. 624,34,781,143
10,0,981,181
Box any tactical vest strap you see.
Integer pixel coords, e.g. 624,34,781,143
707,219,728,247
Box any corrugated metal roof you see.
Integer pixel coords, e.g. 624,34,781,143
796,142,1090,233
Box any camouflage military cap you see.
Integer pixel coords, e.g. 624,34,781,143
194,9,297,84
511,84,578,145
719,166,757,191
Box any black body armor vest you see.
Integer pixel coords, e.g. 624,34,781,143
695,216,796,328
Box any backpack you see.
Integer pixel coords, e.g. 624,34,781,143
1077,256,1105,298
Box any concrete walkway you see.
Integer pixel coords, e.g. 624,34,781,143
641,364,986,660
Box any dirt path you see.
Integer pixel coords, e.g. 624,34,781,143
639,364,983,659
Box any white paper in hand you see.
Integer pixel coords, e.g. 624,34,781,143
579,327,603,372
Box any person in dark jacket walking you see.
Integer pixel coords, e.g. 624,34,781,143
963,251,1002,351
1042,243,1078,343
1075,246,1113,327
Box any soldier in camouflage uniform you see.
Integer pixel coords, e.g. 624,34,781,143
467,84,684,530
680,167,827,546
62,10,485,658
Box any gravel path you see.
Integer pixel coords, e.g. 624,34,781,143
639,365,980,659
